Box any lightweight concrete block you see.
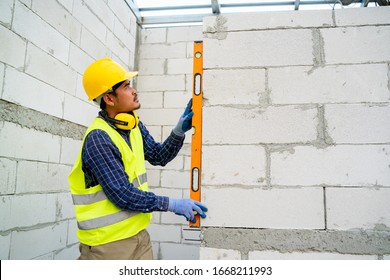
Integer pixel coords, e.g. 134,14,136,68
143,125,162,142
3,67,64,118
204,29,313,68
26,44,77,94
139,42,187,60
204,69,266,105
67,219,79,245
146,155,184,171
106,31,130,66
271,145,390,187
56,192,75,220
322,26,390,64
249,250,376,260
167,58,192,74
326,104,390,144
69,43,94,75
164,91,192,108
0,25,26,69
0,158,17,195
138,59,165,75
80,27,111,59
141,28,167,44
148,224,182,243
107,0,132,30
146,169,161,187
202,187,324,229
200,247,241,260
160,243,199,260
167,25,203,43
55,243,79,260
138,108,183,125
114,16,135,51
269,64,390,104
0,122,61,162
203,10,333,32
72,0,107,44
0,194,57,231
61,137,83,165
202,145,266,186
335,6,390,26
13,1,69,63
87,0,115,32
0,234,11,259
137,75,186,92
161,170,189,189
203,106,318,144
327,188,390,230
16,161,70,193
57,0,73,13
32,0,82,44
0,62,4,96
182,227,201,243
10,222,67,259
0,0,13,26
63,94,97,127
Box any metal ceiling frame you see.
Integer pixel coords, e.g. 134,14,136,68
125,0,385,27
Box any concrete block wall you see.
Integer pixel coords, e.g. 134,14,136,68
0,0,138,259
137,25,204,260
200,7,390,260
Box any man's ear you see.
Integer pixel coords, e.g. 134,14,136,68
103,93,115,106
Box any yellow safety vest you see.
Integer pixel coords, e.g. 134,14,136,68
68,117,151,246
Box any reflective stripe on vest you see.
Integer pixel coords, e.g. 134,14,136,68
72,173,148,205
78,210,138,230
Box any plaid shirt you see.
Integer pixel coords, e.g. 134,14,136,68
81,111,184,212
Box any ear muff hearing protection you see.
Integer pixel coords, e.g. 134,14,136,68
107,111,139,130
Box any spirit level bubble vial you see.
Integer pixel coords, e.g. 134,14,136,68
190,41,203,228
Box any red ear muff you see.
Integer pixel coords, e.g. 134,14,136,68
111,112,139,130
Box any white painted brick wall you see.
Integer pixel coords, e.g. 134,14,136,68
203,106,318,145
326,188,390,230
271,145,390,187
202,187,324,229
269,64,390,104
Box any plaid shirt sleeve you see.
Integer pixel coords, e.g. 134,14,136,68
139,121,185,166
81,121,183,212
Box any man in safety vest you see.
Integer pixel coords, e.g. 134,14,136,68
69,58,207,260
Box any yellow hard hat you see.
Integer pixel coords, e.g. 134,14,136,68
83,58,138,101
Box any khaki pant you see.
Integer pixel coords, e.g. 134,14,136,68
78,230,153,260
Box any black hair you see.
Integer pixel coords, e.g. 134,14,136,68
99,80,124,110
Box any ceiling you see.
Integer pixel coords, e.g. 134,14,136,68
124,0,386,28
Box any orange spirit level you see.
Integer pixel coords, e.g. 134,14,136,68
190,41,203,227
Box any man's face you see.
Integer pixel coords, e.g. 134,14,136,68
112,79,140,112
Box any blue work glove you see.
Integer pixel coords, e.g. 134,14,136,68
173,99,194,136
168,198,208,223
